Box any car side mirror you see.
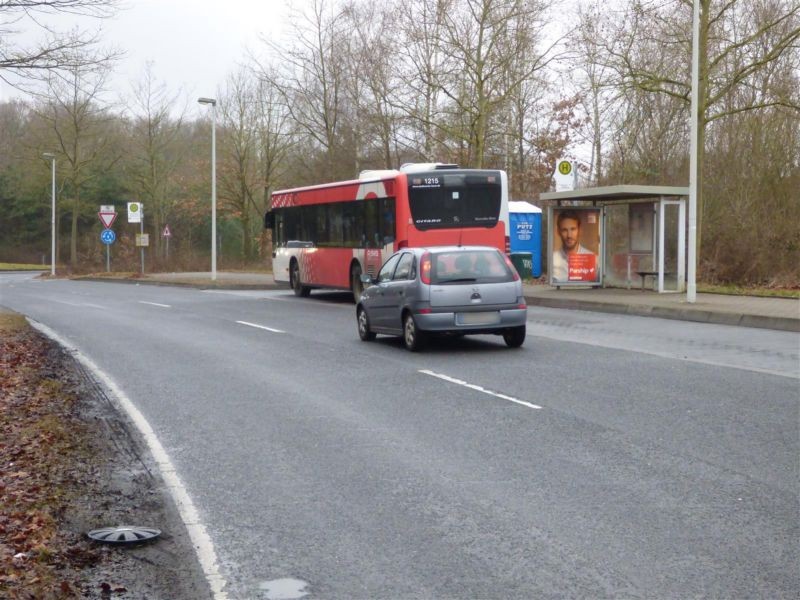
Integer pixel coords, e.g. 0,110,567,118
360,273,375,285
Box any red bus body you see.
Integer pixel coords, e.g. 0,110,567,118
268,165,510,297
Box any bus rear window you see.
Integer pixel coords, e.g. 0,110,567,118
408,171,501,230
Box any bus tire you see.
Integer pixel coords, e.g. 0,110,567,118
351,262,363,303
290,260,310,297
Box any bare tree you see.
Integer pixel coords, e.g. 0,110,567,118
434,0,556,168
603,0,800,263
0,0,120,88
256,0,351,180
33,57,118,268
218,68,261,260
125,63,186,259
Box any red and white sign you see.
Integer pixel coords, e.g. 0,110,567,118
98,212,117,228
568,253,597,281
162,224,172,238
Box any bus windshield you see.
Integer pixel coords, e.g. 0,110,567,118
407,170,501,230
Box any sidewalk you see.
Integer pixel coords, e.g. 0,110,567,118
84,271,800,333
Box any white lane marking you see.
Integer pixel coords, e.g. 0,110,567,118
28,320,229,600
236,320,285,334
419,369,542,410
50,299,107,309
139,301,171,308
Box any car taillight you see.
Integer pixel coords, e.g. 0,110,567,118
505,235,511,254
416,307,432,314
420,252,432,284
503,253,520,281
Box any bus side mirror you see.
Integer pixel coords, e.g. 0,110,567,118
264,212,275,229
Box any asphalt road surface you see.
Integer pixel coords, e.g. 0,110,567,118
2,272,798,599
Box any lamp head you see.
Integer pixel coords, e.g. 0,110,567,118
42,152,55,159
197,97,217,106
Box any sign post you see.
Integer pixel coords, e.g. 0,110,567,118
162,224,172,260
128,202,145,274
98,206,117,272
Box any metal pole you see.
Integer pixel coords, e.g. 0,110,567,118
211,103,217,281
687,0,700,303
50,158,56,277
140,205,145,275
106,243,110,272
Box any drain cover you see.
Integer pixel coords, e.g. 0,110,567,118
87,526,161,545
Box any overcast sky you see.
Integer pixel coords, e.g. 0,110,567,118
1,0,294,114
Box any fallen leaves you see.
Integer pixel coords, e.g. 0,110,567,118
0,324,99,598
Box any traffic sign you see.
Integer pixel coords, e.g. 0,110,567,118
100,229,116,245
127,202,142,223
100,205,115,213
162,224,172,238
99,212,117,228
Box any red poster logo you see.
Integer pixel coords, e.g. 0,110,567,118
568,253,597,281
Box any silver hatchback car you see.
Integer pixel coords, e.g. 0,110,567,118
356,246,527,351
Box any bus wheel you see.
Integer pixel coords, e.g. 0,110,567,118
351,263,363,303
290,260,310,297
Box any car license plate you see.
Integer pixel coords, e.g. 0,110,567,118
457,311,500,326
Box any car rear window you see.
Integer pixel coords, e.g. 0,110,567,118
430,250,513,284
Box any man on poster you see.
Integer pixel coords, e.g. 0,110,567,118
551,209,597,282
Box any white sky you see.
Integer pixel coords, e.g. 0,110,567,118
1,0,294,115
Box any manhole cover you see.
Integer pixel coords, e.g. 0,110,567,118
87,526,161,545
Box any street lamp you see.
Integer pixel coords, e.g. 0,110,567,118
42,153,56,277
198,96,217,281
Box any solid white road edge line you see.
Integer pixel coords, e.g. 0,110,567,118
139,301,171,308
419,369,542,410
28,319,230,600
236,320,285,333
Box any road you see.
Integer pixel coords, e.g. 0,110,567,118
2,272,798,599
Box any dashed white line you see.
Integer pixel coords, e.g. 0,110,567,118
236,320,285,333
139,301,171,308
419,369,542,410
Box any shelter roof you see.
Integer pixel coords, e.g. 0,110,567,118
540,185,689,204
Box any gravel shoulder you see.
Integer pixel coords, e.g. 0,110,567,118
0,309,210,599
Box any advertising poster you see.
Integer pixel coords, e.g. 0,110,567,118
550,207,601,284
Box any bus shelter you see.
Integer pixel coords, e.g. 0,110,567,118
540,185,689,293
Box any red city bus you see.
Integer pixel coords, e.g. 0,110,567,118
265,163,510,301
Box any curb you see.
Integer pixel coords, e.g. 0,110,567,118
523,295,799,333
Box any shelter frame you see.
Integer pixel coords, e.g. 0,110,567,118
540,185,689,293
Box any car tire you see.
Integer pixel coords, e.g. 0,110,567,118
503,325,526,348
351,263,363,303
403,313,427,352
357,306,376,341
290,260,310,297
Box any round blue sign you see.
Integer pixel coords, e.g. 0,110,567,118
101,229,116,245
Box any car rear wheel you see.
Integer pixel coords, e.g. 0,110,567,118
357,307,376,341
503,325,526,348
403,313,427,352
290,260,310,297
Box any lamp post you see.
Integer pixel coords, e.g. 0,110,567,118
42,153,56,276
198,97,217,281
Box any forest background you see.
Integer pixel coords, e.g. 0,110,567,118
1,0,798,286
